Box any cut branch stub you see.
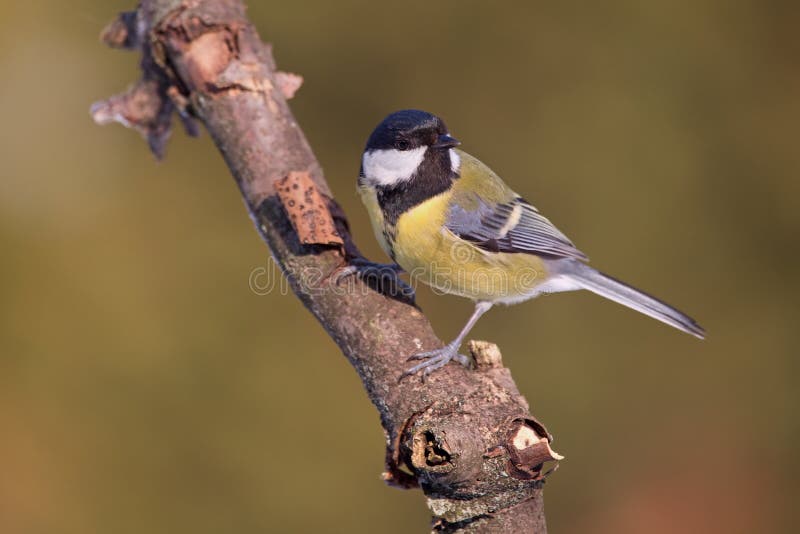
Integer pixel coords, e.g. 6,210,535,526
274,71,303,99
505,418,563,481
468,340,504,370
90,79,175,159
100,11,140,49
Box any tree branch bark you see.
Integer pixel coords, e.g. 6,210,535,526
92,2,560,531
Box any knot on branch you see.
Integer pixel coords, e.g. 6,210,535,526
151,4,302,105
407,421,483,491
390,406,559,525
392,409,484,495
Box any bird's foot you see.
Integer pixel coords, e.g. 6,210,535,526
400,342,472,380
334,258,415,302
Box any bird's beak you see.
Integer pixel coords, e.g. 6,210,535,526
432,134,461,149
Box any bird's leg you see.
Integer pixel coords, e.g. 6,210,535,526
334,257,415,301
401,301,493,379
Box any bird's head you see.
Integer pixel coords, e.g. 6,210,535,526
360,109,461,188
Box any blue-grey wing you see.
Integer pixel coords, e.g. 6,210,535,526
446,195,588,261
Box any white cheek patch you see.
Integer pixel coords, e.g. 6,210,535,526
362,147,427,186
449,149,461,174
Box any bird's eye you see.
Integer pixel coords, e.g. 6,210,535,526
395,139,410,151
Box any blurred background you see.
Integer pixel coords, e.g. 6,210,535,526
1,1,798,532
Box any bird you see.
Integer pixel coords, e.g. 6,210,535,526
353,109,704,378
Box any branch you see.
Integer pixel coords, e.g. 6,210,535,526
92,2,559,531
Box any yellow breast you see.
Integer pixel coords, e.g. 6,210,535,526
391,192,549,302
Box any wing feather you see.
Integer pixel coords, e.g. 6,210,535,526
446,194,588,261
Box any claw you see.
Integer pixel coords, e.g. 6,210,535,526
406,349,438,361
334,259,415,301
400,302,491,381
400,343,472,380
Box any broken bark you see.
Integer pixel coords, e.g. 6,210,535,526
92,2,559,532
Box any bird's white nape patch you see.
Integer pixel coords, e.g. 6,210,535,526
449,149,461,174
362,147,427,186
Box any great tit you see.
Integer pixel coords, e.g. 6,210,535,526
356,109,704,377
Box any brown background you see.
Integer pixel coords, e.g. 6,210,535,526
1,1,798,532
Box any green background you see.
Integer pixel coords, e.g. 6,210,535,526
1,1,798,532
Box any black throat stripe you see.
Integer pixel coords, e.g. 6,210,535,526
377,149,457,226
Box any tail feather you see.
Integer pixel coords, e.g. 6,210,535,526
563,263,705,339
